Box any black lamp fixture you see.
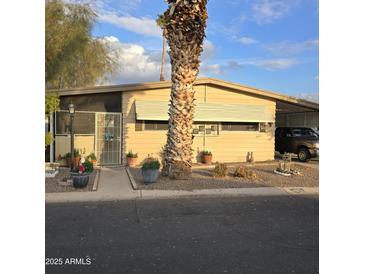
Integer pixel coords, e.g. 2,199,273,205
68,103,75,171
68,103,75,116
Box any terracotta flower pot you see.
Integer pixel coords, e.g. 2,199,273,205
127,156,138,167
66,156,81,168
73,156,81,167
66,157,71,167
202,154,213,165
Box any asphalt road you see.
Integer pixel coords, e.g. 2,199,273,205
46,196,318,274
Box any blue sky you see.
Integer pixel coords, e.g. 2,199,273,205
83,0,318,100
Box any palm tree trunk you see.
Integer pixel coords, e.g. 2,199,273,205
162,0,208,178
159,29,166,81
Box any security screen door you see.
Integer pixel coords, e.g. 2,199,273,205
95,113,121,165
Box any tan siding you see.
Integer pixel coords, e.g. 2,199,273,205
123,88,168,164
55,135,95,158
123,84,276,163
204,131,275,162
203,84,275,162
206,85,276,112
55,136,69,158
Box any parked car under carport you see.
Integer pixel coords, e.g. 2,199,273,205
275,127,319,162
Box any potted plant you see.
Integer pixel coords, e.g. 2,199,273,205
201,150,213,164
141,157,160,184
126,151,138,167
71,162,91,188
64,152,72,167
87,152,97,166
65,149,81,168
82,160,94,173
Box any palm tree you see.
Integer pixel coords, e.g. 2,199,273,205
162,0,208,178
156,14,167,81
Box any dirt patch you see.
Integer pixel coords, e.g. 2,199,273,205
129,162,318,191
45,168,98,193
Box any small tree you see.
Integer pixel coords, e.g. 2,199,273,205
45,93,60,118
45,93,59,150
45,0,117,89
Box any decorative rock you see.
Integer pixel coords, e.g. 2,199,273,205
45,169,59,178
57,179,73,186
274,169,291,177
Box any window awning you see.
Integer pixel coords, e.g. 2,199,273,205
135,100,274,123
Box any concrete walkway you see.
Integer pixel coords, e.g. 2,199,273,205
46,167,318,203
45,167,139,203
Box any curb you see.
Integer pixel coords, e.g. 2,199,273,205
92,170,101,191
125,167,138,190
45,187,318,203
138,187,319,200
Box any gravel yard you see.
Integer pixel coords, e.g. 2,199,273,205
45,168,98,193
129,162,318,191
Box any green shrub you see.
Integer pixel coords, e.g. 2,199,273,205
201,150,212,155
82,161,93,173
234,166,258,180
87,152,96,161
45,132,53,148
74,149,81,157
213,162,228,177
126,150,138,158
64,149,81,158
142,157,161,170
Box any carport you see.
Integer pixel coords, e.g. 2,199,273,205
275,99,319,129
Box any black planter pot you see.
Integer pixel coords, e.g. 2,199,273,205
71,173,89,188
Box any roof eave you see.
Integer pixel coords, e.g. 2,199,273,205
46,77,319,111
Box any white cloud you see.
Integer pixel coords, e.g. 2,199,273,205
201,40,216,60
102,36,119,43
99,36,168,84
66,0,141,14
257,59,296,70
315,75,319,80
238,36,258,45
233,58,297,71
227,60,242,69
99,12,161,37
265,39,319,55
200,63,223,75
209,22,239,37
251,0,298,24
204,58,297,74
99,37,219,83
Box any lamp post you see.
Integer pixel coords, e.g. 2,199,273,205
68,104,75,171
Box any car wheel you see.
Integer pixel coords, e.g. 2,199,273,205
298,147,310,162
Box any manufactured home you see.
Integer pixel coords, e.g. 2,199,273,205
46,78,319,165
